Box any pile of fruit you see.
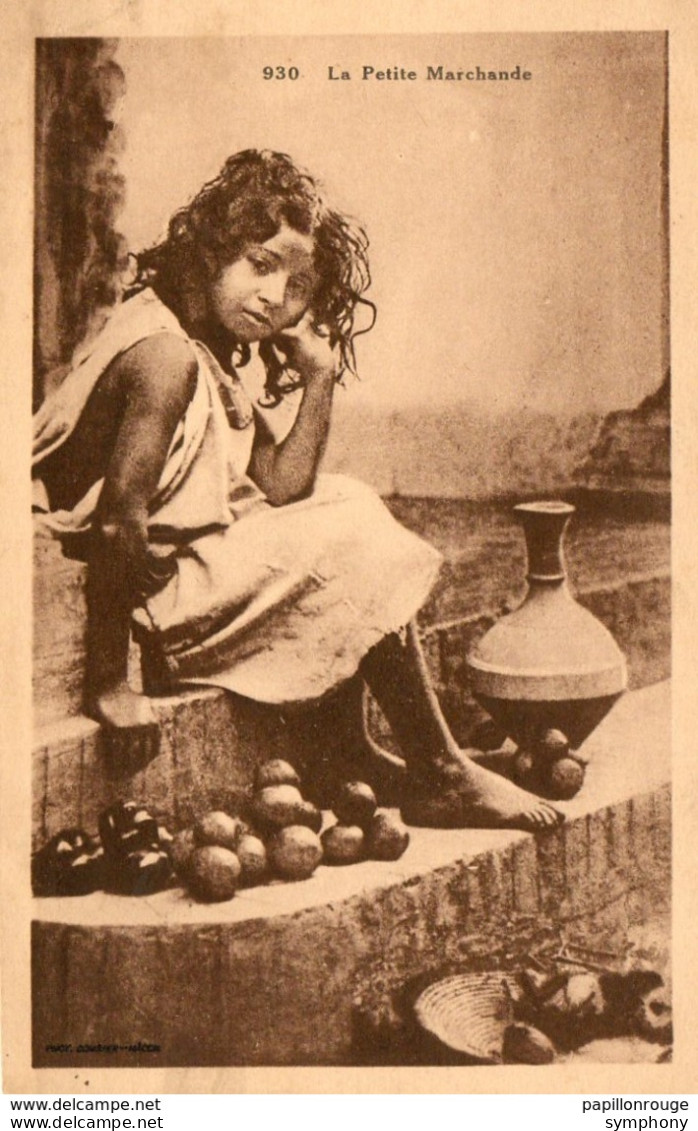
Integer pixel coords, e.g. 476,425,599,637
31,759,411,903
31,802,174,897
512,729,587,800
173,759,410,902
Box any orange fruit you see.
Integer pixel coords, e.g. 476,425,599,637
366,810,410,861
236,834,269,886
169,828,197,878
254,759,301,790
296,799,323,834
267,825,323,881
513,750,535,784
251,784,305,829
333,781,377,829
548,756,584,800
536,729,570,762
188,845,241,902
193,810,246,851
321,824,365,865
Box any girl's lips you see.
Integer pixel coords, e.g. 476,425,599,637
243,309,271,328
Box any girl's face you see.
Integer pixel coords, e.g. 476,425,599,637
209,223,318,342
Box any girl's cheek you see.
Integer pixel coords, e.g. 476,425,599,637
280,304,307,330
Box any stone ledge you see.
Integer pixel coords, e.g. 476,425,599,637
32,571,671,850
33,688,287,851
33,509,670,732
32,682,671,1067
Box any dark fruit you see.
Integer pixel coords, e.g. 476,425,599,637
193,810,245,851
366,810,410,861
157,825,174,850
546,972,603,1017
65,846,107,895
98,801,159,859
254,759,301,790
267,826,323,880
106,847,172,896
188,846,241,902
32,828,100,896
321,824,365,865
503,1022,555,1064
333,781,377,829
634,984,672,1044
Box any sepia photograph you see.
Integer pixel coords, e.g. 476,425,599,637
7,17,686,1088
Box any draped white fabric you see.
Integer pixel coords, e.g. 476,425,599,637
33,290,442,704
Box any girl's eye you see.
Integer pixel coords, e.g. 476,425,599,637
248,254,272,274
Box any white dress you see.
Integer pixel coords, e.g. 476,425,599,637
32,289,443,704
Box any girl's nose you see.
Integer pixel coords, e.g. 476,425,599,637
258,271,288,308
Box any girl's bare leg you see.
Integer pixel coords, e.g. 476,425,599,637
358,622,562,831
85,535,159,763
274,675,407,806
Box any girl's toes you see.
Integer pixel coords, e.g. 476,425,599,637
540,804,563,828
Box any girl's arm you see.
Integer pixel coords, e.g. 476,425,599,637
86,334,197,723
248,315,339,506
95,335,197,587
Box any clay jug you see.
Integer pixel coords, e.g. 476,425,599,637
466,501,627,790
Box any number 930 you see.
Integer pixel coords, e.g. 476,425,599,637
263,66,300,80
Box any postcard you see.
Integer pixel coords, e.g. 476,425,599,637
2,0,697,1097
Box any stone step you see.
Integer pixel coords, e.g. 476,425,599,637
32,682,671,1067
32,676,399,851
32,571,671,850
34,513,669,733
32,688,305,851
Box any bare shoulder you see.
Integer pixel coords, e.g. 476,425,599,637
106,333,198,415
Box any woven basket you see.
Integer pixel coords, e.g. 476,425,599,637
414,973,515,1063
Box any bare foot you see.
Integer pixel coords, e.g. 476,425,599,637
465,745,519,777
401,756,563,832
87,682,160,771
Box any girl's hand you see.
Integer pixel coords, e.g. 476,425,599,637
272,312,340,384
138,545,178,599
98,518,177,601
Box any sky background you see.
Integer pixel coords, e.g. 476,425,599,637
116,32,667,418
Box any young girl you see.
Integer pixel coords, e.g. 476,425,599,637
33,149,560,831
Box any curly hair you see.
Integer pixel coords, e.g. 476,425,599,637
131,149,375,404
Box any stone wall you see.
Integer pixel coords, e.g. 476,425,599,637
579,374,670,495
34,39,127,407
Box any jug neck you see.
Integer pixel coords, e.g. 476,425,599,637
514,500,574,584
